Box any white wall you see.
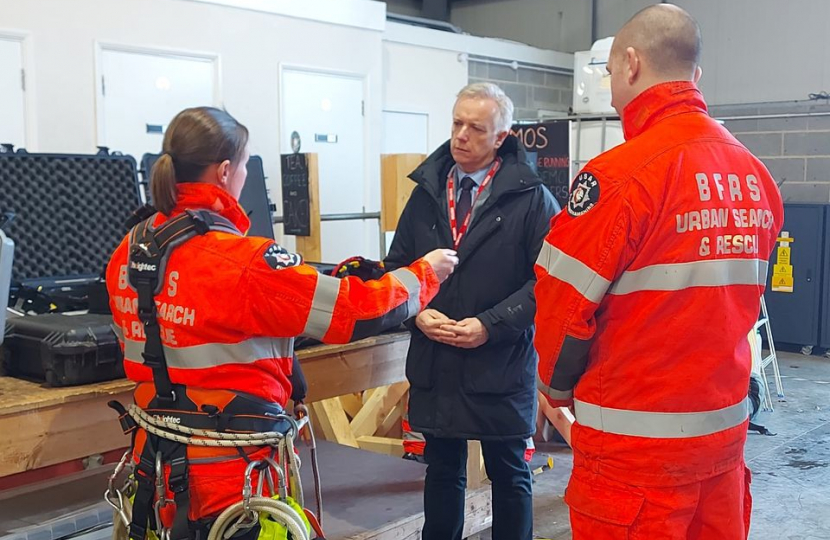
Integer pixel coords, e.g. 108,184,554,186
3,0,384,246
383,40,468,152
451,0,592,54
674,0,830,105
594,0,830,105
449,0,830,106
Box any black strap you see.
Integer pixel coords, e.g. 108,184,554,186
124,209,242,536
108,400,138,435
165,441,191,540
128,209,240,404
129,442,159,540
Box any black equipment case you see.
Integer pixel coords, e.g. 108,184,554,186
142,153,276,239
3,313,124,386
0,146,140,385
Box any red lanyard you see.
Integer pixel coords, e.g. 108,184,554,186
446,158,501,249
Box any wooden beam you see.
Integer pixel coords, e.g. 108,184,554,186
340,393,364,420
466,440,486,489
295,153,322,262
350,382,409,438
362,387,378,405
0,387,132,477
298,333,411,403
380,154,424,232
377,397,405,438
311,398,359,448
356,436,404,458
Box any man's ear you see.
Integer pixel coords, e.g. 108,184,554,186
494,130,509,148
626,46,640,85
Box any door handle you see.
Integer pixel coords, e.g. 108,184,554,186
806,269,812,283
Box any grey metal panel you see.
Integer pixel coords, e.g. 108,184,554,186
765,204,825,347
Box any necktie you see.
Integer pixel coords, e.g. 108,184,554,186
456,176,476,226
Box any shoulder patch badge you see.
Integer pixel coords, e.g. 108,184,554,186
568,172,600,217
263,243,303,270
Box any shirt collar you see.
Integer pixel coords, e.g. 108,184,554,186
454,161,495,188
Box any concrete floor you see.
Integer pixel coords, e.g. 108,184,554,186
500,351,830,540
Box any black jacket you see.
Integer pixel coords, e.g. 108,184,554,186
385,136,559,440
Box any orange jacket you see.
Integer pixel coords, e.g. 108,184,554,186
107,183,439,407
535,82,783,486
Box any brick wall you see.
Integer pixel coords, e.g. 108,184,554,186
468,60,573,121
712,101,830,203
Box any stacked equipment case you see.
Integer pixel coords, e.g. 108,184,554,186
1,147,141,385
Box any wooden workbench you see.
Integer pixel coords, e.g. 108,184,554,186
0,331,492,539
0,332,411,479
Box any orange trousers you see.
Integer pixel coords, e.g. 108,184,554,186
566,462,752,540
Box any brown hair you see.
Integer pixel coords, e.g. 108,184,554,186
150,107,249,215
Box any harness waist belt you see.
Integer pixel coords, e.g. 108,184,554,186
574,398,749,439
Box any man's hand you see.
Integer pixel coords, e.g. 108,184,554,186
415,309,458,342
422,249,459,283
438,317,489,349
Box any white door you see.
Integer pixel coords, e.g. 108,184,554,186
0,38,26,149
281,70,374,263
99,48,215,163
382,111,428,155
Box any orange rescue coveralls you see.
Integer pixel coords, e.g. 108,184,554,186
534,82,783,539
107,182,439,520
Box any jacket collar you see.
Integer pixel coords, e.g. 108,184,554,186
161,182,251,234
409,135,540,203
622,81,708,140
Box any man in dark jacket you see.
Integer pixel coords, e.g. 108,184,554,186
385,82,559,540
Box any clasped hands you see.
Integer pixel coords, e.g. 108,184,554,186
415,308,488,349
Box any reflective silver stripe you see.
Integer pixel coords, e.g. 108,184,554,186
122,336,294,369
111,324,124,341
535,241,610,304
303,274,342,340
537,376,574,401
574,398,749,439
390,267,422,319
610,258,769,295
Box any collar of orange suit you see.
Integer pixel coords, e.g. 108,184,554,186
621,80,708,141
158,182,251,235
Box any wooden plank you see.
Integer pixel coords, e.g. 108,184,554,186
356,436,404,458
362,387,377,405
295,153,322,262
377,397,405,438
466,440,486,489
0,388,132,477
0,377,135,416
299,332,411,402
350,382,409,438
339,393,363,420
346,486,491,540
311,398,359,448
381,154,424,232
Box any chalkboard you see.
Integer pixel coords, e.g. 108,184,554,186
511,121,570,209
281,153,311,236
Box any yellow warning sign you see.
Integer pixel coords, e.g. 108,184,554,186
777,246,791,266
772,274,794,293
773,264,793,276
